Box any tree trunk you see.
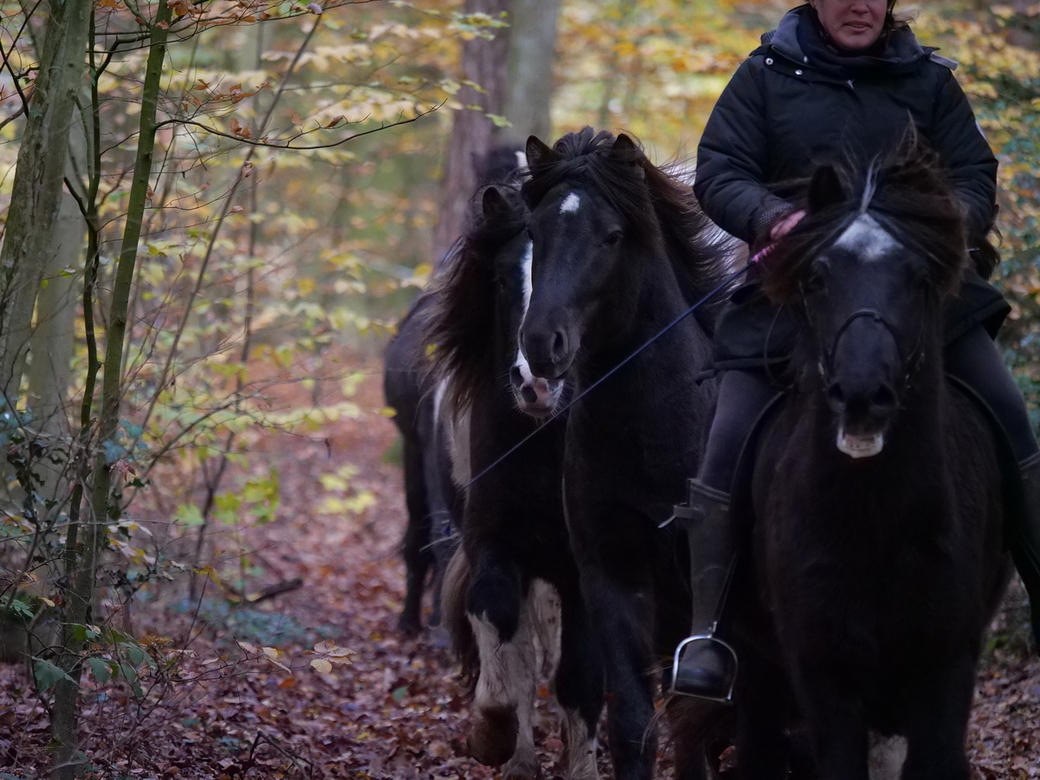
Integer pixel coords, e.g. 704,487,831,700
431,0,510,261
51,1,172,775
0,0,92,403
25,97,89,592
501,0,562,145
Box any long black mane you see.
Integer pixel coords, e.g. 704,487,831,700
425,183,527,416
522,126,731,329
761,139,981,306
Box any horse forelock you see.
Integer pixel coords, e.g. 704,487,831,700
762,143,968,306
426,184,528,416
523,127,730,326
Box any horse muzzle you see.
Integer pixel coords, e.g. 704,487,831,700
509,365,564,418
519,321,576,380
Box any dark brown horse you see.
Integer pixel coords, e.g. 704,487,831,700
730,142,1011,778
519,128,735,780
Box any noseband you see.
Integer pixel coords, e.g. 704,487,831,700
817,307,925,392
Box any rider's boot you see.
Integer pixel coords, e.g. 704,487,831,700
670,479,738,700
1014,453,1040,647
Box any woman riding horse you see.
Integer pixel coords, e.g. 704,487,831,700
672,0,1040,699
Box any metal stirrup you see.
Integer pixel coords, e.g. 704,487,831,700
669,635,739,703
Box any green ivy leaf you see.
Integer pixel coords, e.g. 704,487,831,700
88,657,112,684
33,659,74,692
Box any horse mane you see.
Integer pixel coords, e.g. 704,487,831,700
522,126,731,328
425,183,528,416
761,135,975,305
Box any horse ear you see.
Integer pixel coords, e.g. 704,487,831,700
612,133,638,153
481,185,510,220
526,136,557,169
808,164,845,213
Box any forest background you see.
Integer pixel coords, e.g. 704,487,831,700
0,0,1038,777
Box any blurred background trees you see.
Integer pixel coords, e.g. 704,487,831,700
0,0,1037,774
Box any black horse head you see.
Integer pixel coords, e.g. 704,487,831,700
761,138,970,458
519,127,725,381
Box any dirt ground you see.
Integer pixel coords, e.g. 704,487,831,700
1,356,1038,778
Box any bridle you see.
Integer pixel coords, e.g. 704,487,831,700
813,305,927,395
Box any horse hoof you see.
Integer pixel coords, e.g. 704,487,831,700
502,752,540,780
396,614,421,637
468,706,519,766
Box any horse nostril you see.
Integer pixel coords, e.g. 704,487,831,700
521,385,538,403
826,383,846,413
509,365,523,386
870,384,898,416
551,330,567,361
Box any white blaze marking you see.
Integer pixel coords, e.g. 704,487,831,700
834,213,899,263
514,241,536,383
560,192,581,214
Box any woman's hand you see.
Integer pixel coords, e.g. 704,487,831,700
769,209,806,241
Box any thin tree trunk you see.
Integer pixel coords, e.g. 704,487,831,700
25,96,89,593
0,0,92,403
501,0,561,144
431,0,510,260
50,2,172,776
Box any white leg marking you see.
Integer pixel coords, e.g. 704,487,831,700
468,592,539,775
531,579,561,679
561,707,599,780
868,732,907,780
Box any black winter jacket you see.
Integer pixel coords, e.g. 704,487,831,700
694,5,998,247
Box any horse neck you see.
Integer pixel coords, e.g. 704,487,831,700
586,238,695,359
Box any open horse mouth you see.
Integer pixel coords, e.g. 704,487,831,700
837,425,885,459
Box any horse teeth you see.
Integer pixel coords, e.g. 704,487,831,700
836,427,884,459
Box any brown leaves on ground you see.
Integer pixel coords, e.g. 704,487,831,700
1,356,1038,778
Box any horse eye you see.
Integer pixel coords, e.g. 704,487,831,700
803,270,826,294
603,231,623,247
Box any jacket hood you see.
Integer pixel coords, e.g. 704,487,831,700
760,4,934,77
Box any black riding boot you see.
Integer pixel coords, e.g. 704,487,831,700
1015,453,1040,647
670,479,738,700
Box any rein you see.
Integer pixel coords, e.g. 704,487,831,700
462,245,774,491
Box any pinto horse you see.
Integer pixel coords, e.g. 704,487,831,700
430,182,603,780
730,143,1011,778
383,146,529,636
519,128,734,780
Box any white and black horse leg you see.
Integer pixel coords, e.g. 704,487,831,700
552,579,602,780
466,554,540,779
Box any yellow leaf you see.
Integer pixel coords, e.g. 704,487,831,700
311,658,333,674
